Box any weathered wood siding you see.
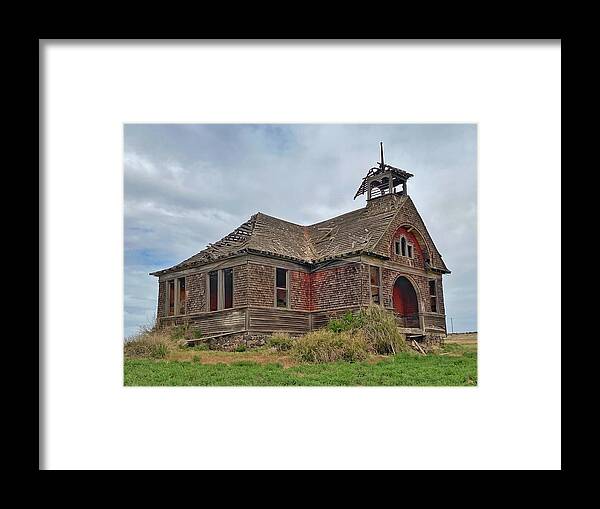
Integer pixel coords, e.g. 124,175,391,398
311,262,366,310
247,263,275,307
185,272,207,314
289,270,312,311
159,309,246,336
156,280,166,319
423,313,447,331
248,307,310,334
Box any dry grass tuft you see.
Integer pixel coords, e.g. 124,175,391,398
291,329,369,363
267,332,295,351
290,306,409,363
358,305,409,355
124,324,187,359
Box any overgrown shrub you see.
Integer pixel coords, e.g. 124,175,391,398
358,305,409,354
235,344,247,352
290,307,409,363
267,332,294,351
291,329,369,363
327,311,364,333
124,325,187,359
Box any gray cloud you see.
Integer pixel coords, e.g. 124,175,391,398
124,124,477,336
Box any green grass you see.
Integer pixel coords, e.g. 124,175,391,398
124,343,477,386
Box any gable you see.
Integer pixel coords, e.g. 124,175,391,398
371,196,449,273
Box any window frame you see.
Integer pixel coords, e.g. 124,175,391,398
208,270,219,312
223,267,234,310
429,279,438,313
369,265,382,306
177,276,186,315
274,267,289,309
167,279,175,316
395,235,414,259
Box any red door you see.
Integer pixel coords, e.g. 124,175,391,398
393,277,419,327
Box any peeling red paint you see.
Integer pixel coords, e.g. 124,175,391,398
390,226,425,267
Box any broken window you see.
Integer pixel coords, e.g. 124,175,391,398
276,267,288,308
209,271,218,312
400,237,407,257
407,244,413,259
394,240,401,255
224,268,233,309
178,277,186,314
370,265,381,305
429,280,437,313
168,280,175,316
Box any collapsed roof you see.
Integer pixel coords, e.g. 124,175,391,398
150,194,449,276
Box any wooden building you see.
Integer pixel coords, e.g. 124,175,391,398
151,145,450,347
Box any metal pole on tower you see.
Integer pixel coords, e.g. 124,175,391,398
380,141,385,169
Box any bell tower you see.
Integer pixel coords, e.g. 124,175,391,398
354,142,413,201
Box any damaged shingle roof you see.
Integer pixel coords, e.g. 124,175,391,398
151,194,448,275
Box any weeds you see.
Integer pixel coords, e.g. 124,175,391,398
267,332,294,351
124,324,187,359
291,329,369,363
327,311,364,333
358,305,409,354
291,306,409,363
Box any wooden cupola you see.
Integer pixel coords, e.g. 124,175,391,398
354,142,413,201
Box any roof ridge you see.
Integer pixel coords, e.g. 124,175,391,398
255,211,304,227
303,225,318,259
308,206,364,228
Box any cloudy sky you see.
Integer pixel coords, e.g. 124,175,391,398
124,124,477,337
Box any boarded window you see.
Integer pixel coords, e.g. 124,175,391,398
168,280,175,316
370,265,381,305
209,271,218,311
275,268,288,308
178,277,186,314
224,268,233,309
429,280,437,312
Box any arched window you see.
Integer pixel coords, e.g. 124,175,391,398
400,236,407,257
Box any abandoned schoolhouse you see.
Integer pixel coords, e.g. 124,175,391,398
151,144,450,348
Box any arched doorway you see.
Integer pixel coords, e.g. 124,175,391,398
393,276,420,328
